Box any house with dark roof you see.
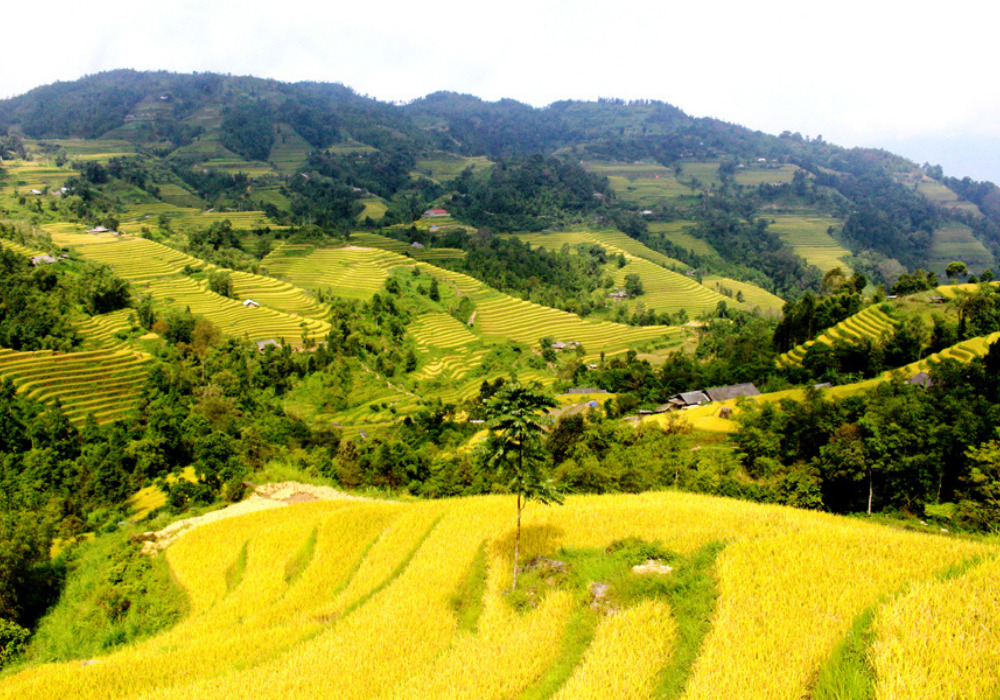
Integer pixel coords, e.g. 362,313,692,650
704,383,760,402
908,371,933,388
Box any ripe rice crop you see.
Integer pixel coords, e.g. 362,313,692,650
1,492,992,699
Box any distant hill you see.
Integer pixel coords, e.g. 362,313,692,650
3,69,1000,287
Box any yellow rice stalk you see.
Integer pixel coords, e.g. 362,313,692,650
553,599,675,699
681,522,984,700
871,555,1000,699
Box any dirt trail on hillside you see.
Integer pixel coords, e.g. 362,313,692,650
140,482,372,555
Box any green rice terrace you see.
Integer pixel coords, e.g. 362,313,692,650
927,223,995,275
0,347,152,425
766,214,851,273
646,221,718,259
263,240,682,356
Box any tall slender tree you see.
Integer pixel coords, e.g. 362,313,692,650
482,381,560,592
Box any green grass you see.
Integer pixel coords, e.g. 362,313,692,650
24,531,189,664
226,541,249,593
810,554,986,700
449,541,489,633
284,528,319,584
511,538,723,699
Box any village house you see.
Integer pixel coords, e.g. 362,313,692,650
422,208,449,218
255,339,280,352
410,241,425,249
243,299,260,309
30,254,57,266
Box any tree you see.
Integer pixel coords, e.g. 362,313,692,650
946,260,968,282
482,382,560,591
624,273,644,297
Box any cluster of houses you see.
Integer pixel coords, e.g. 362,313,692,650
87,225,121,236
609,290,630,301
551,340,582,352
640,382,761,415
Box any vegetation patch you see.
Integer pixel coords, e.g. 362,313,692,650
283,527,318,584
511,538,723,698
448,540,489,633
225,541,249,593
23,531,189,664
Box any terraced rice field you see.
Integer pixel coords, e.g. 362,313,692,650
410,312,478,350
0,346,151,424
265,243,680,355
778,305,900,367
583,161,694,205
147,276,327,342
647,221,719,258
229,271,329,321
767,214,851,273
702,275,785,314
513,229,688,271
614,257,729,316
269,123,313,174
0,160,74,193
916,177,981,215
926,223,995,275
350,232,466,261
75,309,138,351
0,237,45,258
733,164,800,186
415,153,493,181
24,139,137,161
4,492,994,700
262,243,398,299
48,231,329,342
357,198,389,221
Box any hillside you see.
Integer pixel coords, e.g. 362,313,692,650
5,70,1000,687
4,491,998,698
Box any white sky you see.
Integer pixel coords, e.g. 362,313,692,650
4,0,1000,180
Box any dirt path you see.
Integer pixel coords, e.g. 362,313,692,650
140,482,372,555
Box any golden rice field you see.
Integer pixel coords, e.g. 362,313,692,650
0,237,45,258
613,257,729,316
3,492,995,699
778,305,900,368
0,346,151,425
47,230,330,343
701,275,785,314
767,215,851,273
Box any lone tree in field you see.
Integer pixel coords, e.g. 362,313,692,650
483,381,560,592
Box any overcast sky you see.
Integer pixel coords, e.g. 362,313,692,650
4,0,999,181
